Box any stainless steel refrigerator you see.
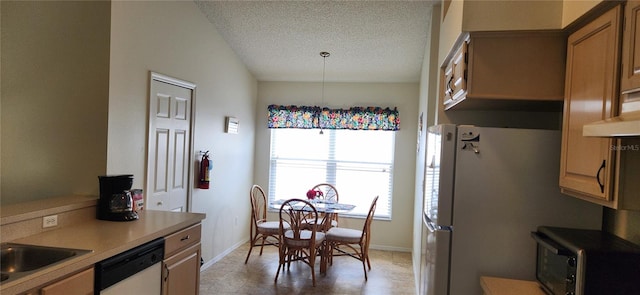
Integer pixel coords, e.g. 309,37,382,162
418,125,603,295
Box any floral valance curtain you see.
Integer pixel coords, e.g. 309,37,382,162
267,104,400,131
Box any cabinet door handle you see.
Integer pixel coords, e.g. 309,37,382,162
446,75,454,96
164,263,169,282
180,235,191,241
596,160,606,193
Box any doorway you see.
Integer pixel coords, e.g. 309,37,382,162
146,72,196,212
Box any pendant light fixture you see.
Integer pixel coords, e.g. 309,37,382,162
319,51,330,135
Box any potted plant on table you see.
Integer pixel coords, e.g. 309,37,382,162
306,188,323,203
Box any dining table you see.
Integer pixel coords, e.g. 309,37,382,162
270,198,356,273
270,199,356,232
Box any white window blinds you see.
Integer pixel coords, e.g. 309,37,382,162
268,128,395,219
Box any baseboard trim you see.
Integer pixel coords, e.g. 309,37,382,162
369,244,411,252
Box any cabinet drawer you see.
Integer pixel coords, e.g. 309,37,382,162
165,223,201,257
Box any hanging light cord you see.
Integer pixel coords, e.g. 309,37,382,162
319,51,330,135
322,52,328,106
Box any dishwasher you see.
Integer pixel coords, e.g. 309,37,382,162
94,238,164,294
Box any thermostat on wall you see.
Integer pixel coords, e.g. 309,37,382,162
225,116,239,134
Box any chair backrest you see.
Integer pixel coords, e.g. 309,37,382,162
361,196,379,244
279,198,320,244
250,185,268,225
312,183,339,203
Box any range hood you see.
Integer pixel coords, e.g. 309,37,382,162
583,112,640,137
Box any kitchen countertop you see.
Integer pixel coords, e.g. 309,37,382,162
480,276,546,295
0,209,205,294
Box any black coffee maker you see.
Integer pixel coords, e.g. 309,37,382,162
97,175,139,221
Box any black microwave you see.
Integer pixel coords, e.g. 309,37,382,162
531,226,640,295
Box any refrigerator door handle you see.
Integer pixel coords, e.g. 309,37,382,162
423,212,453,232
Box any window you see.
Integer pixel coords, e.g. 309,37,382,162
268,128,395,219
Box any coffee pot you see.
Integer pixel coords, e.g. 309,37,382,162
97,175,139,221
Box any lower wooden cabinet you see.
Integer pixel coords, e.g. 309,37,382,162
162,243,201,295
162,223,202,295
40,267,94,295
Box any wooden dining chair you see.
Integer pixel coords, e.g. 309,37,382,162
307,183,340,229
275,198,326,287
326,195,378,280
244,184,285,264
312,183,339,203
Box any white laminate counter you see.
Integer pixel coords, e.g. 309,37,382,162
0,210,205,294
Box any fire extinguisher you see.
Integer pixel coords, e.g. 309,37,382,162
199,151,212,189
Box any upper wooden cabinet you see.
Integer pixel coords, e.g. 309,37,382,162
560,3,640,210
438,0,565,66
621,0,640,114
442,42,467,106
560,4,621,205
621,0,640,94
441,31,567,111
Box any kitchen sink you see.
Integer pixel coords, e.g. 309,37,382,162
0,243,91,284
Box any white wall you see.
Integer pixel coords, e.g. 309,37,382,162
255,81,419,251
108,1,257,263
438,0,464,67
1,1,110,205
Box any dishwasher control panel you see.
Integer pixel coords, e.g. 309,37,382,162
94,238,164,292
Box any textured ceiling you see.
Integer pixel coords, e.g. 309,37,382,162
195,1,434,83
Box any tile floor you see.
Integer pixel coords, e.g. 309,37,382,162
199,243,416,295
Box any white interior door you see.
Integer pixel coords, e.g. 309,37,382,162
146,73,195,212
